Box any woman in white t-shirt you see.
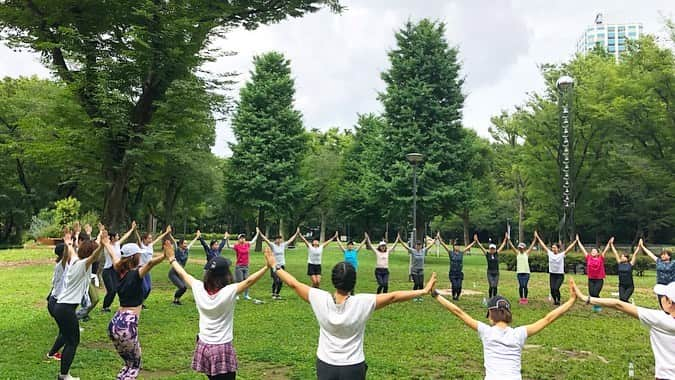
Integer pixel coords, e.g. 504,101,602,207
534,231,577,305
431,279,576,380
262,248,437,380
299,231,337,288
573,280,675,379
52,233,106,380
166,243,269,380
133,225,172,307
46,241,68,361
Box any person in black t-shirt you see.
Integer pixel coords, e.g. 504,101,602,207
474,233,508,299
610,239,640,302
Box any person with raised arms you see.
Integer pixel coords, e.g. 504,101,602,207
431,278,577,380
364,232,399,294
534,231,577,306
299,231,337,289
101,221,137,313
335,235,367,295
572,280,675,379
474,233,508,299
397,234,436,301
578,235,612,312
133,225,172,308
610,239,640,302
46,237,69,361
262,246,436,380
437,234,476,301
197,230,228,261
506,235,536,305
165,242,269,380
52,230,105,380
224,230,260,300
258,227,300,300
640,240,675,285
167,232,199,305
102,232,167,380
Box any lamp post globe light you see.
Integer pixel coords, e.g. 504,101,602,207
556,75,575,243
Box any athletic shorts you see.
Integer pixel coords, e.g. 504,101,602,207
307,263,322,276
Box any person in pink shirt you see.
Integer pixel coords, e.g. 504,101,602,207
227,230,259,301
578,235,612,312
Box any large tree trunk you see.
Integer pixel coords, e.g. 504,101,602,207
462,208,470,247
278,218,285,238
319,211,326,242
255,208,265,252
102,168,130,232
162,179,181,227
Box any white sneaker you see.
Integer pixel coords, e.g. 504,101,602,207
244,295,252,300
59,374,80,380
236,296,240,300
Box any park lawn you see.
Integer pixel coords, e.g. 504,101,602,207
0,246,660,379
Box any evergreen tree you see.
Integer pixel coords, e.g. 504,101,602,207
227,52,306,250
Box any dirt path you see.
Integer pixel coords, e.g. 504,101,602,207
0,258,53,268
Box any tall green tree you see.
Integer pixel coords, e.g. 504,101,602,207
227,52,306,250
0,0,341,230
378,19,466,241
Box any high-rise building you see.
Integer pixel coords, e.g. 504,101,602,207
576,13,643,60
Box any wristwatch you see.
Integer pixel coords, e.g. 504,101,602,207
169,258,176,265
586,296,591,305
431,289,440,298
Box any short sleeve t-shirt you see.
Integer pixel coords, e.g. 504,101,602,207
375,250,389,269
271,242,287,266
516,253,530,274
547,250,565,274
308,246,324,265
449,252,464,274
140,243,153,265
656,259,675,285
117,269,144,307
637,307,675,379
617,263,633,286
308,288,376,366
104,242,121,269
343,249,358,271
486,253,499,273
57,257,90,304
50,262,67,300
233,243,251,266
192,280,238,344
410,248,426,271
477,322,528,380
585,255,606,279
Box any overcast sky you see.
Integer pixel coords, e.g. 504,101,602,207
1,0,672,157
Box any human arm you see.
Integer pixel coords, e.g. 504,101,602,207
85,230,108,267
432,290,479,331
576,234,589,257
187,233,199,250
463,240,476,252
257,227,272,246
236,265,268,294
572,278,637,318
321,232,337,248
630,243,640,266
507,238,519,255
335,231,345,252
396,234,411,252
473,234,487,254
639,239,658,262
497,232,508,253
198,230,210,252
248,230,259,247
298,232,310,247
610,241,621,263
600,237,614,258
562,237,577,255
134,228,142,244
425,235,436,251
375,272,436,310
218,232,228,251
164,240,195,288
356,235,367,251
263,247,310,302
118,221,137,244
525,278,577,336
285,227,300,246
138,241,167,278
436,233,450,253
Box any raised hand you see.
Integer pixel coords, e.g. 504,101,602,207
424,272,437,293
196,230,202,238
131,220,137,230
100,230,110,245
473,233,478,242
263,247,276,268
165,225,172,234
163,239,176,261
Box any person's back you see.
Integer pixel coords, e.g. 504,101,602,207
637,305,675,378
192,280,238,344
477,322,527,380
308,288,375,365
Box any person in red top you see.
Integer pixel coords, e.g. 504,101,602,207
226,230,259,301
578,235,612,312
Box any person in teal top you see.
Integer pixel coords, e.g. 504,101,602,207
336,236,366,294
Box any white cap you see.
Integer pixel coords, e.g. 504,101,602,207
121,243,141,258
378,241,387,247
654,282,675,300
489,244,497,249
517,242,527,249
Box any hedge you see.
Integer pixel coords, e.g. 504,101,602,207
500,252,655,275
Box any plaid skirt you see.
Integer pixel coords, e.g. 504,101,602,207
192,337,238,375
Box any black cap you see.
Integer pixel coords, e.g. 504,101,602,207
54,243,65,257
486,295,511,318
204,256,231,275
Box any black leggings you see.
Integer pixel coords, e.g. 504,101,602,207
208,373,235,380
47,296,66,356
450,273,463,299
169,268,188,299
53,303,80,375
619,284,634,302
588,278,604,298
375,268,389,294
487,271,499,298
102,267,119,309
411,270,424,291
549,273,564,305
316,359,367,380
271,266,285,295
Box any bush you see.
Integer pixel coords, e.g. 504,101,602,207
27,209,61,239
54,197,81,228
501,252,655,275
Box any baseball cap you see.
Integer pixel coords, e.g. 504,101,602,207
486,295,511,318
517,242,526,249
237,234,246,240
121,243,141,258
204,256,231,275
489,243,497,249
654,282,675,300
378,241,387,247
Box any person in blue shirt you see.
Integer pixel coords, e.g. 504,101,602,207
398,234,436,301
168,232,199,305
336,235,366,294
197,229,228,261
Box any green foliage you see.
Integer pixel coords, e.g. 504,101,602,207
53,197,81,228
27,209,60,240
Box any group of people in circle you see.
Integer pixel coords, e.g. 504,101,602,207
45,221,675,379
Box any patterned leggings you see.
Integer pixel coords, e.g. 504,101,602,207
108,311,141,380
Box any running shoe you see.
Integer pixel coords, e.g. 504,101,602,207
244,295,252,300
47,352,62,361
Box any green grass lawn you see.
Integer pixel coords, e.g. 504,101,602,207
0,246,660,379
